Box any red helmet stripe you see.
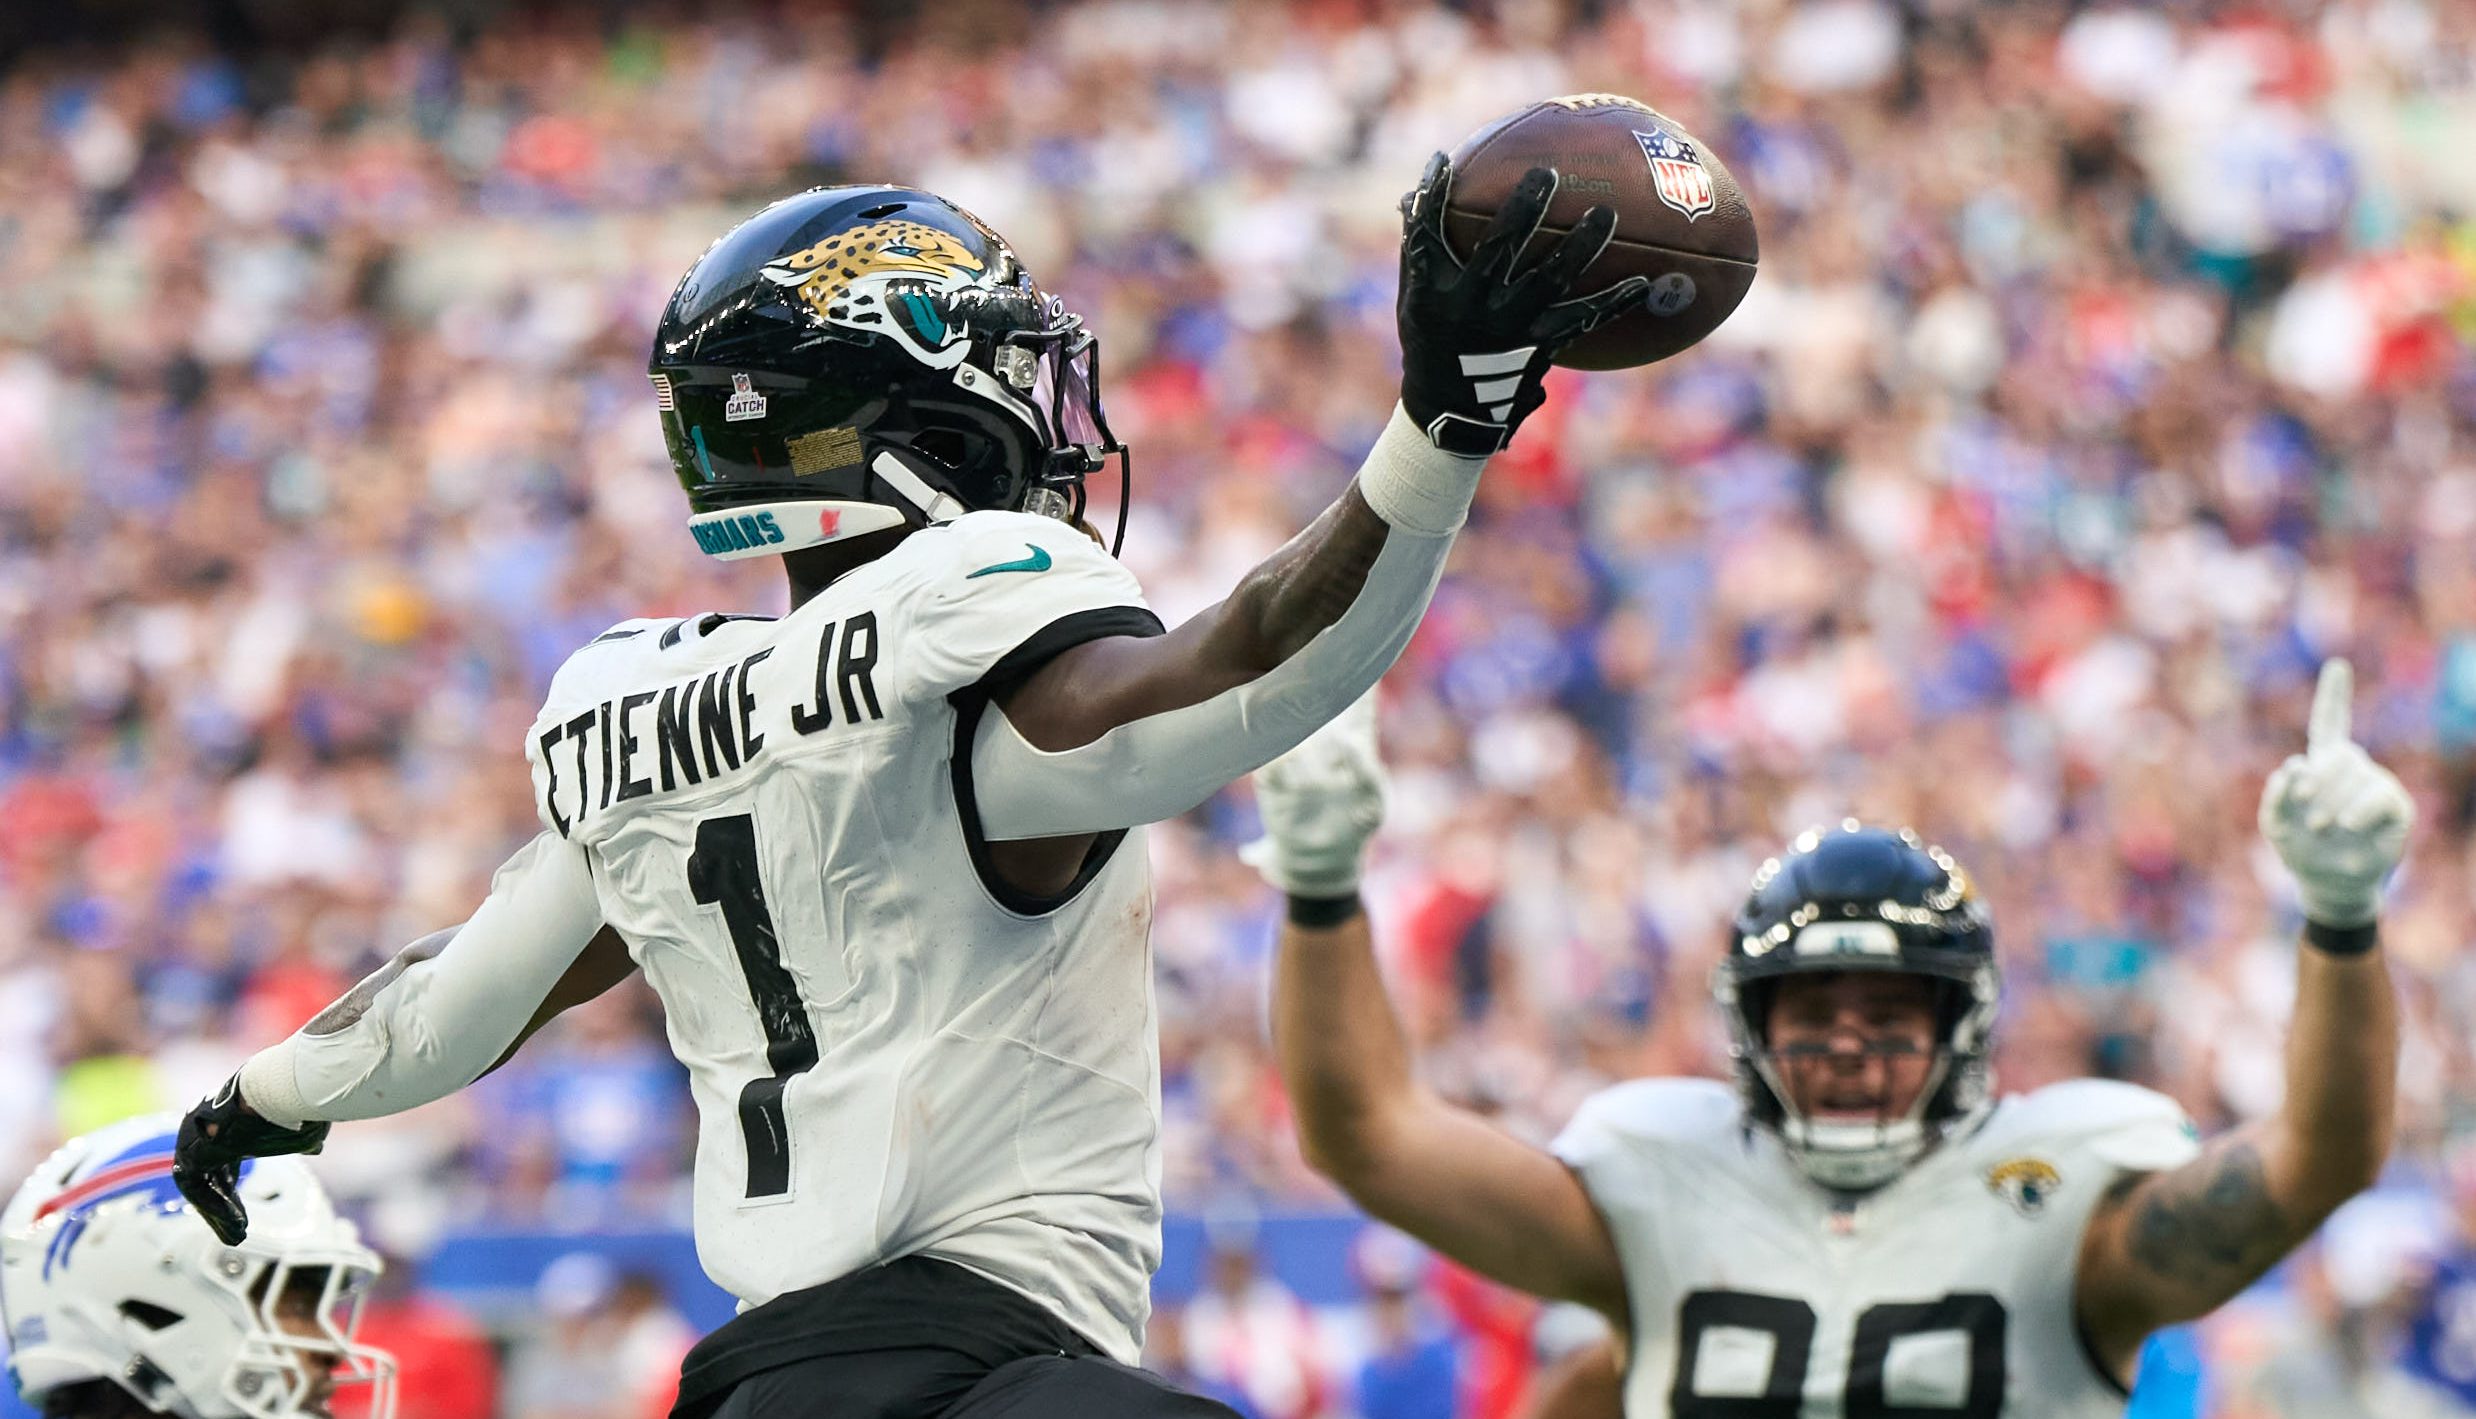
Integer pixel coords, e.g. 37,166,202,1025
33,1157,178,1223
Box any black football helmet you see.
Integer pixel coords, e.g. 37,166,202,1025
648,185,1127,561
1713,822,2000,1190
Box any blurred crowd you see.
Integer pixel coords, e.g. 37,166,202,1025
3,0,2476,1414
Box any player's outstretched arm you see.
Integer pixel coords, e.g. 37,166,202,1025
175,832,627,1243
1251,700,1631,1322
2076,659,2407,1374
969,159,1647,843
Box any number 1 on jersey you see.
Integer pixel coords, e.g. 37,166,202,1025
687,813,820,1199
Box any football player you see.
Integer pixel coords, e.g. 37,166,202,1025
168,158,1647,1419
1253,662,2409,1417
0,1115,395,1419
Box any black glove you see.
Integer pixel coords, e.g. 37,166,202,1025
1396,153,1649,456
172,1073,330,1245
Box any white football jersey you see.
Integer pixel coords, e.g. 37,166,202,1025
524,510,1168,1364
1554,1077,2203,1419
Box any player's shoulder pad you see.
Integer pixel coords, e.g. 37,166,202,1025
536,617,684,722
1554,1077,1742,1168
886,512,1159,704
1983,1079,2201,1174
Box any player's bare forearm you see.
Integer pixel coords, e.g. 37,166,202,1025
1273,912,1630,1319
1274,912,1417,1169
2274,937,2397,1204
1521,1337,1625,1419
997,488,1391,751
2078,933,2395,1364
1193,488,1391,675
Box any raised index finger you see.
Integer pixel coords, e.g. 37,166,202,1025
2308,658,2353,753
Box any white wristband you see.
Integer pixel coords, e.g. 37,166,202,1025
238,1042,311,1131
1356,404,1488,536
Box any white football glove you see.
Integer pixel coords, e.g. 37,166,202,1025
2258,659,2414,929
1240,693,1388,899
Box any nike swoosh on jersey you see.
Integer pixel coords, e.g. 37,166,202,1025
966,544,1054,578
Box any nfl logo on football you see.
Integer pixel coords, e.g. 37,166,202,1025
1635,128,1715,221
724,372,769,422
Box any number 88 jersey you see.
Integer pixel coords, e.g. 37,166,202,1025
523,510,1168,1366
1553,1077,2201,1418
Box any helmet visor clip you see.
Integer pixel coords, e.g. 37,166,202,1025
993,345,1040,393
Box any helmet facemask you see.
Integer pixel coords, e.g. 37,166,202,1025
1721,961,1998,1192
961,306,1130,548
211,1253,393,1419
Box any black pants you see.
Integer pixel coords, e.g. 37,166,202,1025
709,1349,1243,1419
673,1256,1241,1419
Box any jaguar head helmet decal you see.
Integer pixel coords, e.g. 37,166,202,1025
759,217,1029,367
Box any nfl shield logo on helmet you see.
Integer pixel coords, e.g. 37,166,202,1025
724,373,769,423
1635,128,1715,221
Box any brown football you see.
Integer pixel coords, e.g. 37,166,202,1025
1443,94,1759,370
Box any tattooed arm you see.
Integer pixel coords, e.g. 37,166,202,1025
2074,935,2397,1378
2078,664,2407,1378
